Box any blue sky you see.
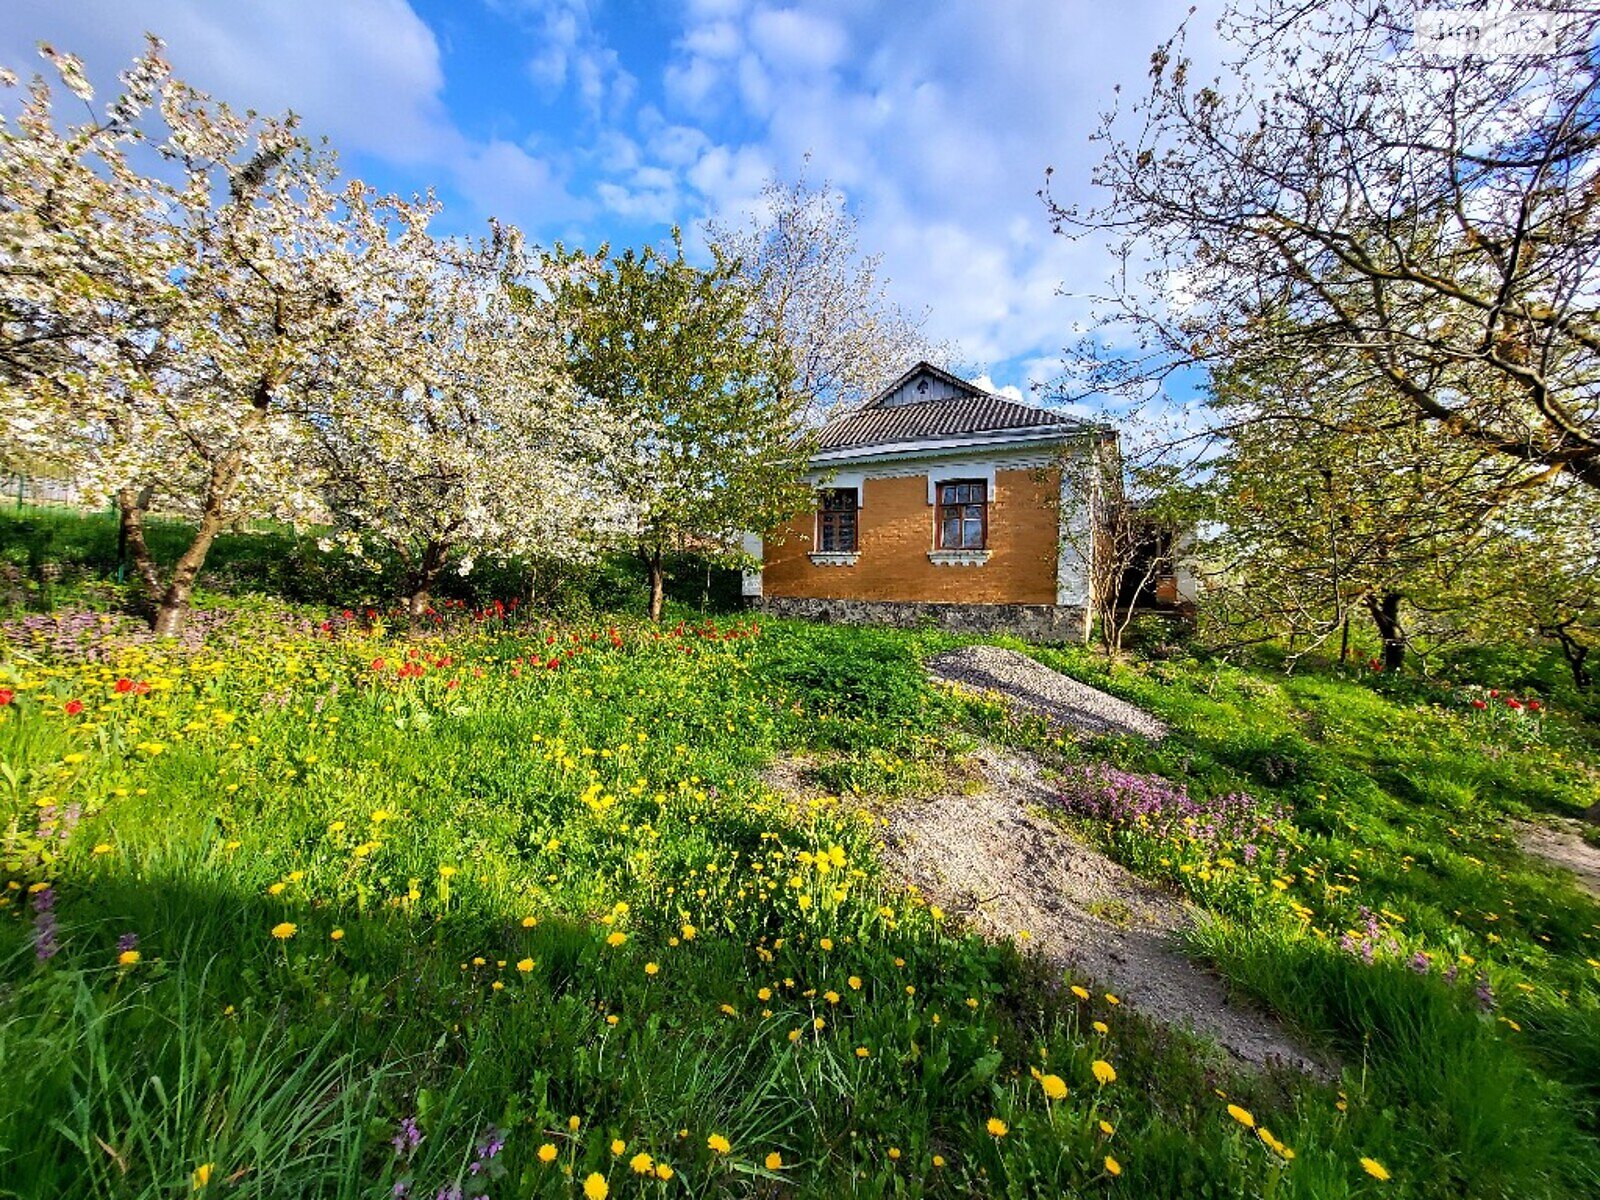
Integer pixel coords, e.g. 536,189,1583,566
1,0,1219,408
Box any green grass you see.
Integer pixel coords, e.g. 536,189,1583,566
1,510,1598,1197
968,638,1600,1195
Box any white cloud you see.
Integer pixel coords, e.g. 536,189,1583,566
971,374,1025,403
0,0,585,230
644,0,1228,395
0,0,458,164
747,8,847,74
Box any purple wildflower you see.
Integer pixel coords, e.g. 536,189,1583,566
1054,763,1290,855
469,1126,504,1175
31,885,59,961
391,1117,423,1156
1475,974,1495,1011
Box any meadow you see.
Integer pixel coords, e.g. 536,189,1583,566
2,513,1599,1199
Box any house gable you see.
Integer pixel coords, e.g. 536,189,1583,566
871,362,985,409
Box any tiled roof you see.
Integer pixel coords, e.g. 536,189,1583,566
815,365,1092,453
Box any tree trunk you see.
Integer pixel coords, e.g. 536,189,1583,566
151,454,244,637
1365,591,1406,672
1551,628,1593,691
1338,612,1351,664
405,540,448,632
116,485,162,599
646,549,666,623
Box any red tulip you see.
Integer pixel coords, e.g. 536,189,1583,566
1470,699,1487,710
371,658,386,672
64,699,84,716
0,688,13,707
114,678,134,694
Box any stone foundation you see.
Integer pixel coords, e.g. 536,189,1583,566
753,595,1088,642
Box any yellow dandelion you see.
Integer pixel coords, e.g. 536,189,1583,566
191,1162,213,1190
933,1154,946,1168
1227,1104,1255,1129
537,1143,558,1163
1360,1157,1391,1181
582,1172,608,1200
764,1151,783,1170
330,929,344,941
855,1046,870,1058
1040,1073,1068,1101
629,1152,653,1175
645,961,660,976
270,922,296,941
1105,1155,1122,1176
707,1133,731,1154
681,923,697,940
605,931,626,947
1092,1059,1117,1085
568,1115,582,1131
118,949,141,966
1070,985,1090,1000
655,1163,674,1181
986,1118,1008,1137
517,958,535,973
610,1139,625,1156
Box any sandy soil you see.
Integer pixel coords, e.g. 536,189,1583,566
1517,819,1600,899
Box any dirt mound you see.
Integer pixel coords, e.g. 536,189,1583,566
927,645,1168,741
875,747,1331,1077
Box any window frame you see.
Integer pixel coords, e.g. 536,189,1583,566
816,486,859,553
936,479,988,551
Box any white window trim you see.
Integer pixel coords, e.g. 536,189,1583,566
928,549,991,567
814,481,862,557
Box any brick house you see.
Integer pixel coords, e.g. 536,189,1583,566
745,362,1112,638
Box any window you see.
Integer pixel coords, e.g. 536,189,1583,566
937,480,987,550
817,487,858,552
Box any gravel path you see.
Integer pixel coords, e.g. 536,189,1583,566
927,645,1167,741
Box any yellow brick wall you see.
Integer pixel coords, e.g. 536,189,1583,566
762,468,1061,604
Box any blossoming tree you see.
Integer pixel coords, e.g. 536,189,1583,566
1,38,436,635
312,227,621,625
